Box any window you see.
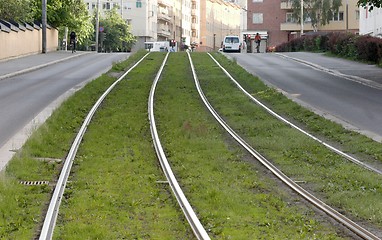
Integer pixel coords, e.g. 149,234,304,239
286,13,296,23
253,13,263,24
332,11,344,21
253,0,263,2
136,0,142,8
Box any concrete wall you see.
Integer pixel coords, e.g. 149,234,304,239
0,21,58,60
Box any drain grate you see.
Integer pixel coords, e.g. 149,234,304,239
19,181,49,186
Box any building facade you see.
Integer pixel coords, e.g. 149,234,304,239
359,6,382,37
199,0,241,51
247,0,360,48
84,0,240,51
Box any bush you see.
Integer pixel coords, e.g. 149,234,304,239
355,35,382,64
275,32,382,65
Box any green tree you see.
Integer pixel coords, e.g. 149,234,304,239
31,0,93,44
0,0,33,22
99,9,136,52
290,0,342,31
357,0,382,10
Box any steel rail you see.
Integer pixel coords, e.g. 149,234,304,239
208,53,382,176
39,53,150,240
148,52,210,240
188,52,380,240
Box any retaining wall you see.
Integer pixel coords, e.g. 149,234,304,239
0,20,58,60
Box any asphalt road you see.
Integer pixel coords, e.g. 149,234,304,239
0,52,129,170
228,52,382,141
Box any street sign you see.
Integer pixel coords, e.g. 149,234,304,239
99,26,104,32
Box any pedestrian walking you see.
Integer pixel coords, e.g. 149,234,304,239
254,33,261,53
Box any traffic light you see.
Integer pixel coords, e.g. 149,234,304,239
169,39,176,47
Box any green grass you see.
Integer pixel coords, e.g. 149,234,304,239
54,52,192,239
0,50,380,239
191,52,382,227
154,53,342,239
210,52,382,164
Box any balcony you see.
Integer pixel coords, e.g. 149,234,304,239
158,0,170,7
158,12,171,22
280,1,293,9
280,22,314,31
157,29,171,37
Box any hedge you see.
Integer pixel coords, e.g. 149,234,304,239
275,32,382,65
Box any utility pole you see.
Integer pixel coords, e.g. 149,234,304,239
95,0,100,52
42,0,47,53
300,0,304,36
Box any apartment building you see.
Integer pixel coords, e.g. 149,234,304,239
199,0,241,51
83,0,240,51
247,0,360,47
84,0,158,51
359,6,382,37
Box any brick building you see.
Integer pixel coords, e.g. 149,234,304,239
246,0,360,49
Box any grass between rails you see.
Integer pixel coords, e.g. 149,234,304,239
54,53,192,239
0,50,379,239
155,52,342,239
191,53,382,228
0,51,191,239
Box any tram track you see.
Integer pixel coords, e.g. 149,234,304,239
187,52,381,239
39,52,209,239
207,53,382,176
7,51,380,239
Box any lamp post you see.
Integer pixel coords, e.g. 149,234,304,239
42,0,47,53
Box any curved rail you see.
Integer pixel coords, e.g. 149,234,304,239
208,53,382,176
148,52,210,240
188,52,380,240
39,53,150,240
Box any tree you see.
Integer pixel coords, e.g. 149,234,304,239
290,0,342,31
357,0,382,10
99,9,136,52
30,0,93,44
0,0,33,22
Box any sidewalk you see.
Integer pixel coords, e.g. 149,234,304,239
0,51,89,80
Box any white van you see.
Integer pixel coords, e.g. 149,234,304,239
222,36,241,53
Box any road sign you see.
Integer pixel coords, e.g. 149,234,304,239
99,26,104,32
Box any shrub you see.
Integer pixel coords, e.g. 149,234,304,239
275,32,382,65
355,35,382,64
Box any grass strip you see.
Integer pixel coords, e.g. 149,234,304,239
191,52,382,228
0,50,185,239
154,52,342,239
53,52,192,239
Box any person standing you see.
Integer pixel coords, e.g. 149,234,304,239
254,33,261,53
69,31,77,53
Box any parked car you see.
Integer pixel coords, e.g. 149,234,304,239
222,36,241,53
